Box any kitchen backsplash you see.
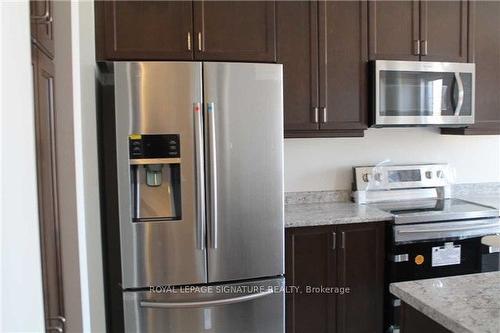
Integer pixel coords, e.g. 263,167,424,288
284,128,500,192
285,182,500,205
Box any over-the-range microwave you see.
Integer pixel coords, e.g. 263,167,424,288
372,60,475,127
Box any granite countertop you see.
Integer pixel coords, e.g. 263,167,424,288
390,272,500,333
285,202,393,228
285,194,500,228
456,194,500,211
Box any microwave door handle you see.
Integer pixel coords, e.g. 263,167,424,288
453,72,464,116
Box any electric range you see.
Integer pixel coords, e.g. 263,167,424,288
352,164,500,333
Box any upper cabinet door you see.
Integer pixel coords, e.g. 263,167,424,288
31,0,55,58
368,0,420,60
420,1,469,62
193,1,276,62
100,1,194,60
319,1,368,134
277,1,320,134
469,1,500,133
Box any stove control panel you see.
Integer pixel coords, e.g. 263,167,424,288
353,164,450,191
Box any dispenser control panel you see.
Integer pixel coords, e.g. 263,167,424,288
129,134,180,159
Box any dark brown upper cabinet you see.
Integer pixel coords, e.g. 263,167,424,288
369,1,470,62
278,1,368,138
286,222,385,333
368,1,419,61
319,1,368,135
442,1,500,135
95,1,276,62
31,0,55,58
277,1,319,133
97,1,194,60
193,1,276,62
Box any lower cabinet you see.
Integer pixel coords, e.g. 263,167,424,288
286,222,385,333
400,302,451,333
32,45,66,332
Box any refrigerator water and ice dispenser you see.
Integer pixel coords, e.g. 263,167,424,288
129,134,182,221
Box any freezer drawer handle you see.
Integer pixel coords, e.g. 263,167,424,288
139,289,274,309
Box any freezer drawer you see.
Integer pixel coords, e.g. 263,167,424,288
123,277,285,333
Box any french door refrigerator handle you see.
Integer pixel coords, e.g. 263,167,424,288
193,103,205,250
453,72,464,116
140,289,274,309
207,102,218,249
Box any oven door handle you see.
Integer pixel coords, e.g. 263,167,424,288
398,223,500,234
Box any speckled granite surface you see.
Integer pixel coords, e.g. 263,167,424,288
284,183,500,228
285,190,350,205
285,202,393,228
390,272,500,333
453,182,500,197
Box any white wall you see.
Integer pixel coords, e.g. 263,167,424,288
0,1,45,332
285,127,500,192
71,1,106,332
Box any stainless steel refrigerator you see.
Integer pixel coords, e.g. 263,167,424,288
109,62,284,332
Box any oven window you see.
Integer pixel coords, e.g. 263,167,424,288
379,71,472,117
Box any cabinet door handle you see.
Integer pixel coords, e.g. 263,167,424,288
413,40,420,55
31,0,52,23
312,107,319,123
198,32,203,51
331,232,336,250
421,40,428,56
321,107,327,123
341,231,345,249
48,316,66,324
187,32,192,51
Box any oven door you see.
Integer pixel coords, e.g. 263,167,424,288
385,219,500,332
374,60,475,126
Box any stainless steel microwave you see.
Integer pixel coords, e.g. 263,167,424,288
372,60,475,127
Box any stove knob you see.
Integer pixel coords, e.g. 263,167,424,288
425,171,433,179
374,173,383,182
362,173,371,182
437,170,445,179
